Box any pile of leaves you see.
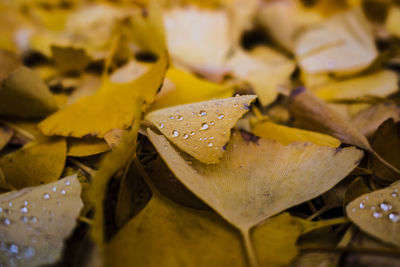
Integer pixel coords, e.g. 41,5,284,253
1,0,400,266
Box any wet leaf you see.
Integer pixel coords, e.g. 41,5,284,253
0,138,66,189
346,180,400,247
0,174,83,267
145,95,257,163
148,129,362,265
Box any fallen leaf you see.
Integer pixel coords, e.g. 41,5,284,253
346,180,400,247
0,174,83,267
148,129,362,265
0,138,66,189
145,95,257,164
386,6,400,38
67,137,110,157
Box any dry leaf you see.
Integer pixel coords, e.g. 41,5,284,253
0,138,66,189
346,180,400,247
0,174,83,267
145,95,257,164
148,129,362,265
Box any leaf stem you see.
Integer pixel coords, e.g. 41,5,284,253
241,229,259,267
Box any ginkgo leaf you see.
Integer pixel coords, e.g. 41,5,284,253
67,137,110,157
0,174,83,267
0,125,13,151
295,8,377,75
386,6,400,38
252,121,340,147
145,95,257,164
314,71,398,101
164,6,231,81
351,103,400,138
226,47,295,106
0,67,58,118
0,138,66,189
107,177,346,267
38,2,168,138
147,129,363,265
346,180,400,247
149,67,234,111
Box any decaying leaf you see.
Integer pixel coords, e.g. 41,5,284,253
145,95,257,164
38,2,168,138
0,174,83,267
347,180,400,247
148,129,363,265
0,67,58,118
0,138,66,189
252,121,340,147
226,47,295,106
149,67,234,111
295,8,377,75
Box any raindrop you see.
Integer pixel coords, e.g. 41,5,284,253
388,212,400,222
29,216,38,223
61,189,66,195
210,121,215,126
52,186,57,192
9,244,19,254
65,180,71,186
359,202,365,209
218,114,224,119
208,142,213,147
183,134,189,139
20,206,28,213
172,130,179,137
23,201,28,206
160,123,164,129
1,217,11,226
190,131,195,136
169,115,174,120
201,123,209,130
43,193,50,200
391,192,398,197
199,110,207,117
373,212,383,218
8,202,12,207
176,115,183,121
380,202,392,212
199,137,203,141
0,207,2,213
20,216,28,223
210,136,214,140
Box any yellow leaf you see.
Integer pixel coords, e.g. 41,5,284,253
67,137,110,157
38,2,168,138
0,175,83,266
346,180,400,247
226,47,295,106
0,67,58,118
386,6,400,38
149,67,234,111
148,129,362,265
252,121,340,147
145,95,257,164
314,71,398,101
0,138,66,189
295,8,377,75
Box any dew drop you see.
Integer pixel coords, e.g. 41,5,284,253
201,123,209,130
29,216,38,223
388,212,400,222
23,201,28,206
172,130,179,137
199,110,207,117
391,192,398,197
8,202,12,207
371,206,376,210
23,246,35,258
380,202,392,212
210,136,214,140
65,180,71,186
183,134,189,139
169,115,174,120
208,142,213,147
20,206,28,213
190,131,195,136
52,186,57,192
359,202,365,209
20,216,28,223
61,189,66,195
176,115,183,121
218,114,224,119
1,217,11,226
0,207,3,213
351,208,356,213
43,193,50,200
9,244,19,254
160,123,164,129
373,212,383,218
210,121,215,126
